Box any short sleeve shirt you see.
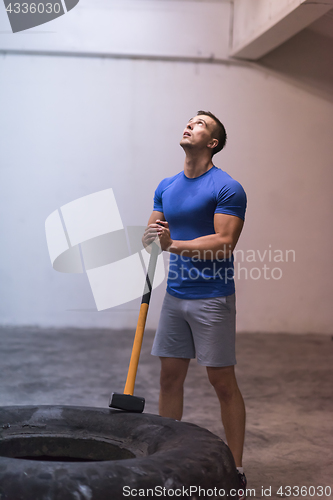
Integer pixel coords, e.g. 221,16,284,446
154,166,247,299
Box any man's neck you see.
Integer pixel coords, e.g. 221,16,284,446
183,154,214,179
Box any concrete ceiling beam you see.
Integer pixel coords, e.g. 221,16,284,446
230,0,333,60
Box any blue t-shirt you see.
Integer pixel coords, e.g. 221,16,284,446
153,166,247,299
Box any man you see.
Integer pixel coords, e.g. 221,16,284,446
143,111,247,497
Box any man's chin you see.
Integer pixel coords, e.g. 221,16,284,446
179,139,191,148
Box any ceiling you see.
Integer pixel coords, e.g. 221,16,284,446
307,7,333,39
256,8,333,102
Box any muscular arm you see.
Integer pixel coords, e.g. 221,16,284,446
157,213,244,260
147,211,165,226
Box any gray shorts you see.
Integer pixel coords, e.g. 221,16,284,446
151,292,236,367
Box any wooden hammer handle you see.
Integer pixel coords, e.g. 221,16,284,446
124,242,159,395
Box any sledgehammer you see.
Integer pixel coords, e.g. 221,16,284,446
109,241,159,412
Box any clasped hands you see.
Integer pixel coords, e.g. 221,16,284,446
142,220,173,252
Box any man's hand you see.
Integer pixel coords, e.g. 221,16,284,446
142,220,173,252
155,220,174,251
142,211,166,253
142,223,160,249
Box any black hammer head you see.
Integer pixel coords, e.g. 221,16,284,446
109,393,145,413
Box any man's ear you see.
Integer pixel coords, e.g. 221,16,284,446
207,138,218,150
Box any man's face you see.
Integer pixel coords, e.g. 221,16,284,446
180,115,217,152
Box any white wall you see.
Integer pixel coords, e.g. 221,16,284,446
1,0,332,333
0,0,230,60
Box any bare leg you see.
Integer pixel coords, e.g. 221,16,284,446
207,365,245,467
159,357,190,420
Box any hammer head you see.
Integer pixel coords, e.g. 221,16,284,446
109,393,145,413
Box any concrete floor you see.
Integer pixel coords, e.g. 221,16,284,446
0,326,332,499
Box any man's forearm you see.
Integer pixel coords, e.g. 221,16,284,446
168,234,233,260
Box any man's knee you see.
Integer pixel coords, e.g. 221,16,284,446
159,357,190,392
207,366,238,401
160,371,182,392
